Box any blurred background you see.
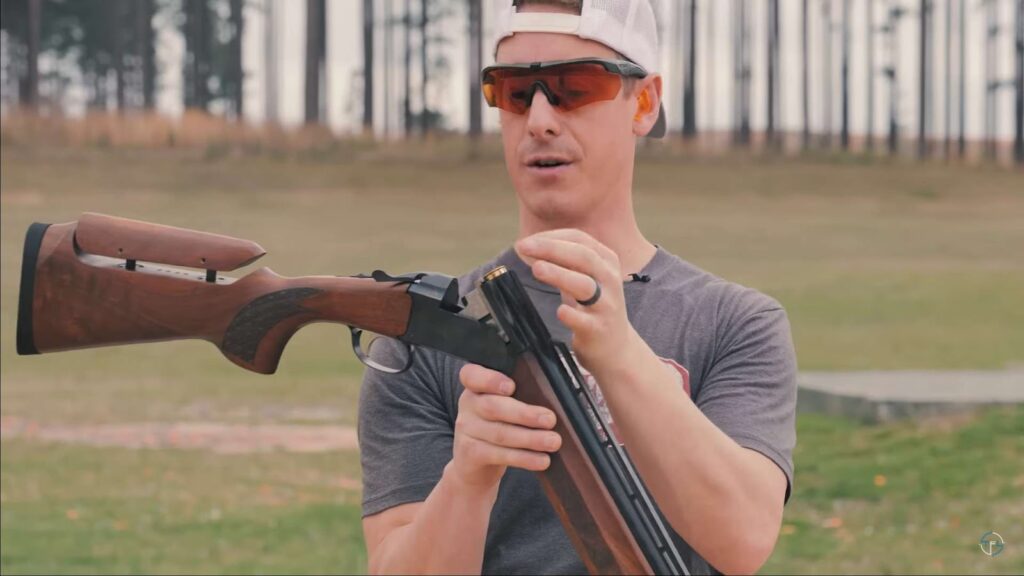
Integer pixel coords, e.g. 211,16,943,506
1,0,1022,574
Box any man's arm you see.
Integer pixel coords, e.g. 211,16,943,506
592,333,788,575
362,364,561,575
363,466,496,575
516,230,794,574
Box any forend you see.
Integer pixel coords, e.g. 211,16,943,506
75,212,266,272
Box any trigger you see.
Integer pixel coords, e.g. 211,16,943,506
350,327,415,374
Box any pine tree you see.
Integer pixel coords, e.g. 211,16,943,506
803,0,811,149
867,0,877,151
362,0,374,133
841,0,851,150
1015,0,1023,164
304,0,326,124
918,0,932,159
468,0,483,139
230,0,244,119
683,0,698,138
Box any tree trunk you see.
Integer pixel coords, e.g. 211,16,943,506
404,0,413,137
958,0,966,157
918,0,930,159
304,0,326,124
733,0,738,140
231,0,244,119
114,0,126,112
197,0,211,110
944,0,952,158
985,0,996,160
383,0,392,135
767,0,776,146
803,0,810,149
89,71,107,111
684,0,698,138
265,0,279,123
184,0,211,111
841,0,850,150
734,0,750,146
706,0,716,135
184,0,196,109
887,2,901,155
140,0,156,110
867,0,876,151
421,0,429,136
1015,0,1023,164
677,0,685,134
742,0,750,144
25,0,40,109
361,0,373,133
822,0,833,148
468,0,483,139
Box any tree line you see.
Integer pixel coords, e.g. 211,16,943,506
0,0,243,116
1,0,1021,163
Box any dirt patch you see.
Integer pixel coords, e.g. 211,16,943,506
0,416,358,454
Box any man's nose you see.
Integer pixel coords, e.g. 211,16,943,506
526,87,562,139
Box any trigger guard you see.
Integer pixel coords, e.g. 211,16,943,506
350,327,415,374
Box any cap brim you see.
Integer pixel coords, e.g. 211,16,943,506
646,103,667,138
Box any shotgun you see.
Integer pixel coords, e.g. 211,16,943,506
16,213,689,575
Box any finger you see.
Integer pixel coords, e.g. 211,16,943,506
461,436,552,471
557,303,599,333
532,260,600,304
469,393,557,429
516,238,613,283
457,417,562,452
459,363,515,396
524,229,620,268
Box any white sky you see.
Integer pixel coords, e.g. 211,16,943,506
148,0,1019,140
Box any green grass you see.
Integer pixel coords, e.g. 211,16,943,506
764,406,1024,575
2,408,1020,574
0,442,367,575
1,144,1023,574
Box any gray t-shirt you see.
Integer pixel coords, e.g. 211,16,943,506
358,245,797,575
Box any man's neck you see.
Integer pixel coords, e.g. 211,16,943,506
517,203,658,275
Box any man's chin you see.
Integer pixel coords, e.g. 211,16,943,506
518,188,590,224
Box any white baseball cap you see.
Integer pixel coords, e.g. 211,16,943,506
491,0,667,138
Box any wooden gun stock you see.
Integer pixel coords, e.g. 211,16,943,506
16,215,413,374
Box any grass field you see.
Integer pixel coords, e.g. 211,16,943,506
1,141,1022,574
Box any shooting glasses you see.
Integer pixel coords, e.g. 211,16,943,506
481,58,649,114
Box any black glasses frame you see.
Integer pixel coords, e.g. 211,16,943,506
481,57,649,82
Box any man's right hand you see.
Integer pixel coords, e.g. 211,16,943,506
448,363,562,490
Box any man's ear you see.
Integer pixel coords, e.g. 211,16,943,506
632,75,662,137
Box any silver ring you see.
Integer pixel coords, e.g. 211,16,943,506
576,279,602,307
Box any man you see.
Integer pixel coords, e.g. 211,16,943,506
358,0,797,574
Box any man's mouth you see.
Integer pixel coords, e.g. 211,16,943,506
525,156,574,172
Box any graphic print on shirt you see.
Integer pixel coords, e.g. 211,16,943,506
571,351,691,445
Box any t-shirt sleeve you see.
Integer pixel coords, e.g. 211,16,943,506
358,339,456,517
695,295,798,503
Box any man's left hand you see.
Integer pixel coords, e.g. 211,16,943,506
515,229,643,378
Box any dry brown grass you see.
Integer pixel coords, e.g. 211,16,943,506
4,109,1021,167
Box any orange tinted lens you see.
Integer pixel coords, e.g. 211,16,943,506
482,63,623,113
544,63,623,110
483,72,534,113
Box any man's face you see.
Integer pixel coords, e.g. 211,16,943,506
494,23,661,225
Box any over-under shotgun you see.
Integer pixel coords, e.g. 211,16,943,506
16,213,689,575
